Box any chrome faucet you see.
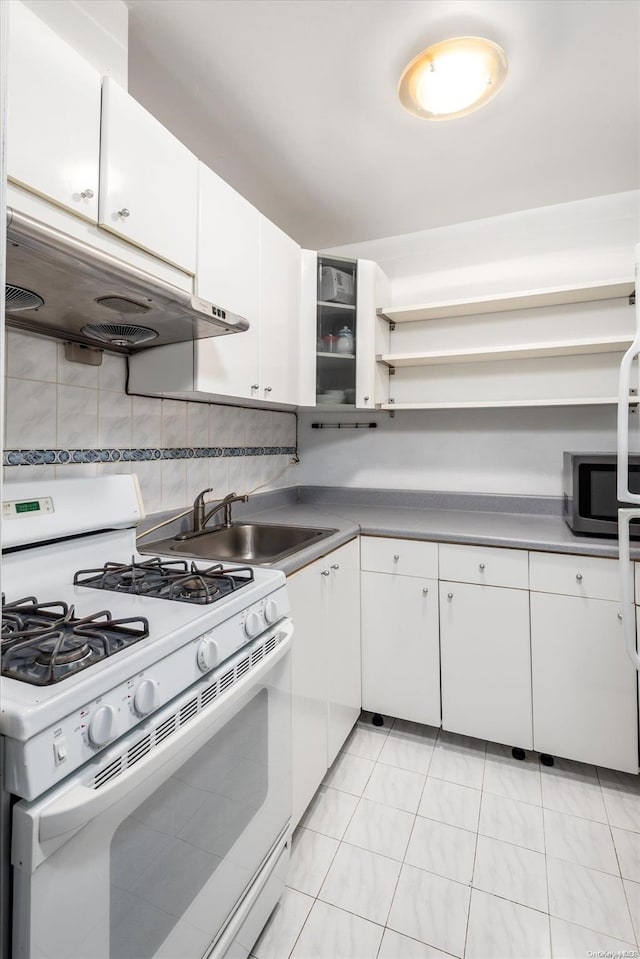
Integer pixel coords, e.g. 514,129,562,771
190,489,249,535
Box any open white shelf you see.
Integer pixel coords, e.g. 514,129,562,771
378,280,635,325
318,300,356,311
377,335,633,369
377,396,636,411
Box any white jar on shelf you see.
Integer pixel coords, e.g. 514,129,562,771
336,327,354,354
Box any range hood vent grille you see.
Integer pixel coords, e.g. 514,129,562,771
81,323,159,347
6,283,44,312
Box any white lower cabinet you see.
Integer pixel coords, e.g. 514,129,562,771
289,539,361,828
361,571,440,726
531,592,638,772
439,582,533,749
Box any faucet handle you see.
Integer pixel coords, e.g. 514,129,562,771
193,486,214,507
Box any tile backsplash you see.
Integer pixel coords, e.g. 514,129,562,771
3,330,297,514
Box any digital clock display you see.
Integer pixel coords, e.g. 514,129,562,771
15,501,41,514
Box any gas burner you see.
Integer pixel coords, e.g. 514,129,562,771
74,557,254,605
1,601,150,686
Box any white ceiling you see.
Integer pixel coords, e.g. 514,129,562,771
126,0,640,249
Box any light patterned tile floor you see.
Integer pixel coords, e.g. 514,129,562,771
252,715,640,959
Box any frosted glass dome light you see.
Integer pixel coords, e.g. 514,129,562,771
399,37,508,120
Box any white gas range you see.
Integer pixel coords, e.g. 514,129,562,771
1,475,293,959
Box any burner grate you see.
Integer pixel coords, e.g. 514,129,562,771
73,556,254,605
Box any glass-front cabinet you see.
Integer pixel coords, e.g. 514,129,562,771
299,252,390,409
316,256,358,406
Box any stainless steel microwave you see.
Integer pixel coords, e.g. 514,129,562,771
563,452,640,538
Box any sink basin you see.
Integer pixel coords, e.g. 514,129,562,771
147,522,338,565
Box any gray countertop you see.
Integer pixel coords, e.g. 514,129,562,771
240,500,638,576
139,487,638,577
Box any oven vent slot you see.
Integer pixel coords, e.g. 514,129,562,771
251,646,264,666
219,668,234,692
155,715,176,743
180,697,198,725
94,757,123,790
127,734,151,767
264,636,277,655
201,682,218,707
236,655,250,678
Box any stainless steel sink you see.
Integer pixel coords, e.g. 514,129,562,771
144,522,338,565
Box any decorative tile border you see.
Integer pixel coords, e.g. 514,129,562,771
4,447,296,467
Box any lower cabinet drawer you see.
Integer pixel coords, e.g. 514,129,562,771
439,543,529,589
360,535,438,579
530,551,620,601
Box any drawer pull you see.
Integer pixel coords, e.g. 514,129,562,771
576,573,583,582
393,554,400,561
479,563,486,571
422,587,429,595
447,592,453,600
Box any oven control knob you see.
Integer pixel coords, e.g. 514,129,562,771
244,611,263,639
88,705,117,747
134,679,158,716
197,637,218,672
264,600,280,624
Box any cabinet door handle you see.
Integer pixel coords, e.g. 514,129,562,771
479,563,485,570
422,587,429,595
251,384,259,390
447,592,453,600
618,612,623,620
321,569,330,576
576,573,583,582
364,396,370,402
80,188,94,199
264,386,273,393
331,564,339,570
118,208,130,218
393,554,400,561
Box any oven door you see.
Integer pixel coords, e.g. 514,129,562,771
11,623,292,959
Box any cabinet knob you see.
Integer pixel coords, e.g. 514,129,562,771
618,612,623,620
479,563,485,571
576,573,583,582
321,569,330,576
364,396,370,402
264,386,273,393
80,188,94,199
422,587,429,595
447,592,453,600
393,554,400,561
118,208,130,218
251,384,259,390
331,564,339,570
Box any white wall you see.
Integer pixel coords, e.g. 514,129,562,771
298,193,640,497
20,0,128,86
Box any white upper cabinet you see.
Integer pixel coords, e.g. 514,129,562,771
195,164,260,400
7,1,101,221
99,78,198,273
258,216,301,405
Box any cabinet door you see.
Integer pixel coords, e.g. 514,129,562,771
531,593,638,772
326,540,361,765
288,558,328,828
99,78,198,273
194,163,260,400
258,216,301,405
361,572,440,727
440,582,532,749
7,2,101,221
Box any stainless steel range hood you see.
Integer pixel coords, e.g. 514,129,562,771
5,209,249,353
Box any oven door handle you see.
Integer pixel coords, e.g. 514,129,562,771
618,509,640,672
35,623,293,845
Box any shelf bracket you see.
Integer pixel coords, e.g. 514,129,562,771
630,290,636,306
376,309,396,331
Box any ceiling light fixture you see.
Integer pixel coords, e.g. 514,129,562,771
398,36,508,120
